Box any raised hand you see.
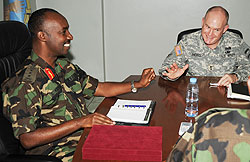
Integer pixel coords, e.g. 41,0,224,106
138,68,156,88
162,63,189,80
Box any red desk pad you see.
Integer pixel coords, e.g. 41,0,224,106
82,125,162,161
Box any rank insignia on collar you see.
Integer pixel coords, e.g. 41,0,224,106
175,45,183,56
58,63,63,69
45,68,55,80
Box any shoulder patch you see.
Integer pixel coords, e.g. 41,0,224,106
175,45,183,56
23,64,38,83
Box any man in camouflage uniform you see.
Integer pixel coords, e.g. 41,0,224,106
167,108,250,162
159,6,250,87
1,8,156,162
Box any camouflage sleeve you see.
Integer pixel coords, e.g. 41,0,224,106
74,65,98,99
82,75,98,99
167,108,250,162
159,40,188,81
234,40,250,82
2,81,42,139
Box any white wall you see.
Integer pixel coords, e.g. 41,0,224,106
104,0,250,81
3,0,249,81
36,0,105,81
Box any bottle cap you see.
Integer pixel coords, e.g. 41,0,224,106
190,78,197,83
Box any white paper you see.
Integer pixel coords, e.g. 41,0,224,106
107,99,153,124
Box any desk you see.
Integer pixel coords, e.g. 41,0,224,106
73,76,250,162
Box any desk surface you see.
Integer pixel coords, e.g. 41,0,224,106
73,76,250,162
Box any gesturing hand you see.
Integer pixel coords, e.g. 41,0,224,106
138,68,156,88
162,63,189,80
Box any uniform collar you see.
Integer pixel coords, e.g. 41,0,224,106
217,33,225,48
30,50,53,69
30,51,68,70
198,31,208,50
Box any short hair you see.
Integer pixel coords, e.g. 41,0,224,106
28,8,61,37
204,6,229,25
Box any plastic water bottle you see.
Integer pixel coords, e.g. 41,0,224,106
185,78,199,117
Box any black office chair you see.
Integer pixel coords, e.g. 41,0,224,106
177,28,243,43
0,21,62,162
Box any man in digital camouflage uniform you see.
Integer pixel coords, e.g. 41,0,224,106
159,6,250,87
166,77,250,161
1,8,155,162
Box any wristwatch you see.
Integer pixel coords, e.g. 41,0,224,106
131,80,137,93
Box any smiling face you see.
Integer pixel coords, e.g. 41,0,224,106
42,12,73,57
201,9,229,49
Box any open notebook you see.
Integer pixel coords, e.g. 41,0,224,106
107,99,156,125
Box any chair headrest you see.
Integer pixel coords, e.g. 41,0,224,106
177,28,243,43
0,21,32,84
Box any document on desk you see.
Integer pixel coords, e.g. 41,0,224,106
107,99,156,125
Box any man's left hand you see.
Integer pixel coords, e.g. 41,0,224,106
218,74,238,87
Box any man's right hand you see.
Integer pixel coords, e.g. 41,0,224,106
81,112,115,128
19,112,115,149
162,63,189,80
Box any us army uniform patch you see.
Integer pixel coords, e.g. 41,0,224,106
175,45,183,56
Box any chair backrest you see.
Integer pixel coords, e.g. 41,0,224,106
0,21,32,156
177,28,243,43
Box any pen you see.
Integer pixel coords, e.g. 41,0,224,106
123,105,146,108
209,83,219,87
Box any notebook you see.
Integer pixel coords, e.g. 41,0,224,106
227,83,250,101
107,99,156,125
82,125,162,161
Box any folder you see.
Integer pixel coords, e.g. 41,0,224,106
82,125,162,161
107,99,156,126
227,83,250,101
